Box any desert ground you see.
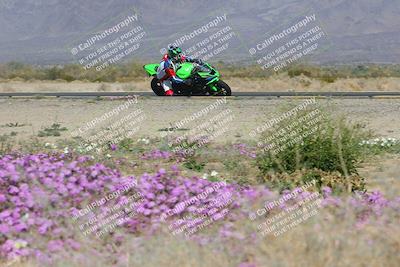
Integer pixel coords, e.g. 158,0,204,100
1,94,399,267
1,76,400,94
1,96,399,198
1,97,399,141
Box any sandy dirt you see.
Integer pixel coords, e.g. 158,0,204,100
359,154,400,196
1,76,400,93
1,96,399,197
1,97,399,143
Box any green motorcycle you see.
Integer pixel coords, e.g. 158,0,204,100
143,62,232,96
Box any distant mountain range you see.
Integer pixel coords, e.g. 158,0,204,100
0,0,399,64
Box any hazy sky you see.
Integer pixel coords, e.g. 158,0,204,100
0,0,399,64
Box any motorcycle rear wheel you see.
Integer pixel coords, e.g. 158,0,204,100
151,78,165,96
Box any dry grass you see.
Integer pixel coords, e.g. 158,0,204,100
1,63,400,93
227,75,400,92
0,80,150,93
4,208,399,267
1,75,400,93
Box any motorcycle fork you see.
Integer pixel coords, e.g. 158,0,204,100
206,77,219,93
210,85,218,92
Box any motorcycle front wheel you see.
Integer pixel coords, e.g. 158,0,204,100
215,80,232,96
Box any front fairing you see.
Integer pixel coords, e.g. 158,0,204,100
176,62,195,79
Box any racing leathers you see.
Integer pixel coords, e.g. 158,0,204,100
156,54,202,96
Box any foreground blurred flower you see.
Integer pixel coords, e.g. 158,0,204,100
109,144,118,151
359,137,398,147
47,240,63,252
138,138,150,145
233,143,257,158
44,143,57,149
238,262,257,267
0,152,398,262
141,149,172,160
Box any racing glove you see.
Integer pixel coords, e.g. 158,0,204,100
186,57,203,65
195,59,204,65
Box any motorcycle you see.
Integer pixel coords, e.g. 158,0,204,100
143,61,232,96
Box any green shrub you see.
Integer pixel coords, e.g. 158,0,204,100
319,75,336,83
38,123,68,137
256,109,369,191
183,157,205,172
288,68,312,78
2,62,400,81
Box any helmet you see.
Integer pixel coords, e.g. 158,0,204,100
168,45,182,61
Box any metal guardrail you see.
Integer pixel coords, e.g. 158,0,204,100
1,91,400,98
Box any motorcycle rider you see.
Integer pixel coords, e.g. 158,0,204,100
157,45,203,96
